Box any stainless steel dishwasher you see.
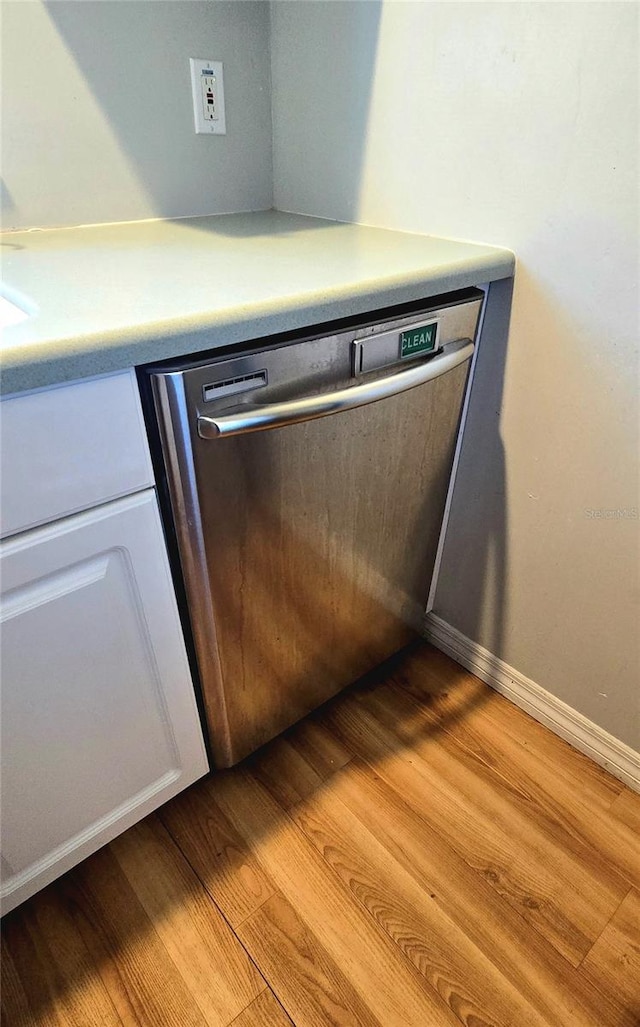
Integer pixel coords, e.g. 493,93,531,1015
145,289,483,766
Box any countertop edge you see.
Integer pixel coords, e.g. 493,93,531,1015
1,252,514,397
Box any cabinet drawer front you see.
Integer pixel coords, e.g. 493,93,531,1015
0,490,208,913
0,370,153,539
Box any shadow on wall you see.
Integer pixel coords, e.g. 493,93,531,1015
2,0,381,233
0,180,16,213
271,0,383,224
41,0,383,235
44,0,274,220
2,1,275,229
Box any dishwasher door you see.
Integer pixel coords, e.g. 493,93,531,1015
149,296,480,766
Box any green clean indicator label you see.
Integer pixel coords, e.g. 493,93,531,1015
400,321,438,359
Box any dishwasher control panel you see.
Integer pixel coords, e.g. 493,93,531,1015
352,293,481,376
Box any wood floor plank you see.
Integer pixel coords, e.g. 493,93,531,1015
247,716,354,814
247,736,324,811
56,845,219,1026
158,774,275,927
0,888,123,1027
321,756,635,1027
0,936,37,1027
581,889,640,1018
238,893,381,1027
4,643,636,1027
398,645,624,809
293,783,554,1027
609,788,640,834
110,816,265,1025
209,765,461,1026
228,990,293,1027
285,714,353,781
384,673,640,888
335,682,629,965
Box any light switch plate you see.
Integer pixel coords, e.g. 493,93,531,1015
189,58,226,135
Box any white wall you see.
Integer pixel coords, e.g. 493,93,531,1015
271,1,640,748
1,1,273,230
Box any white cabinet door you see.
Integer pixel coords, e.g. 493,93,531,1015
0,489,209,914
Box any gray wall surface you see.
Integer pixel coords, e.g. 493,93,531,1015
1,1,273,229
271,1,640,750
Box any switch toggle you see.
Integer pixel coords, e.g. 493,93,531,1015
190,58,226,135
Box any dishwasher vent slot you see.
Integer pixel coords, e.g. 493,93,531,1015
203,370,268,403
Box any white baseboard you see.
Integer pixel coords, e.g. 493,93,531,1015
424,613,640,794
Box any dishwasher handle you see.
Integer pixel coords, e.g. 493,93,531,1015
197,338,474,440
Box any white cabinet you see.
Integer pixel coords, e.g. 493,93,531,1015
0,374,209,915
0,370,154,539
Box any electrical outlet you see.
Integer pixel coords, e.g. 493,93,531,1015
190,58,226,135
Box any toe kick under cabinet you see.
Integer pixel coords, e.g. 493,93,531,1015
0,370,209,915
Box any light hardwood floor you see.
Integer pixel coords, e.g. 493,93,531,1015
2,642,639,1027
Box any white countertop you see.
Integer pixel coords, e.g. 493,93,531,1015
0,210,514,395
